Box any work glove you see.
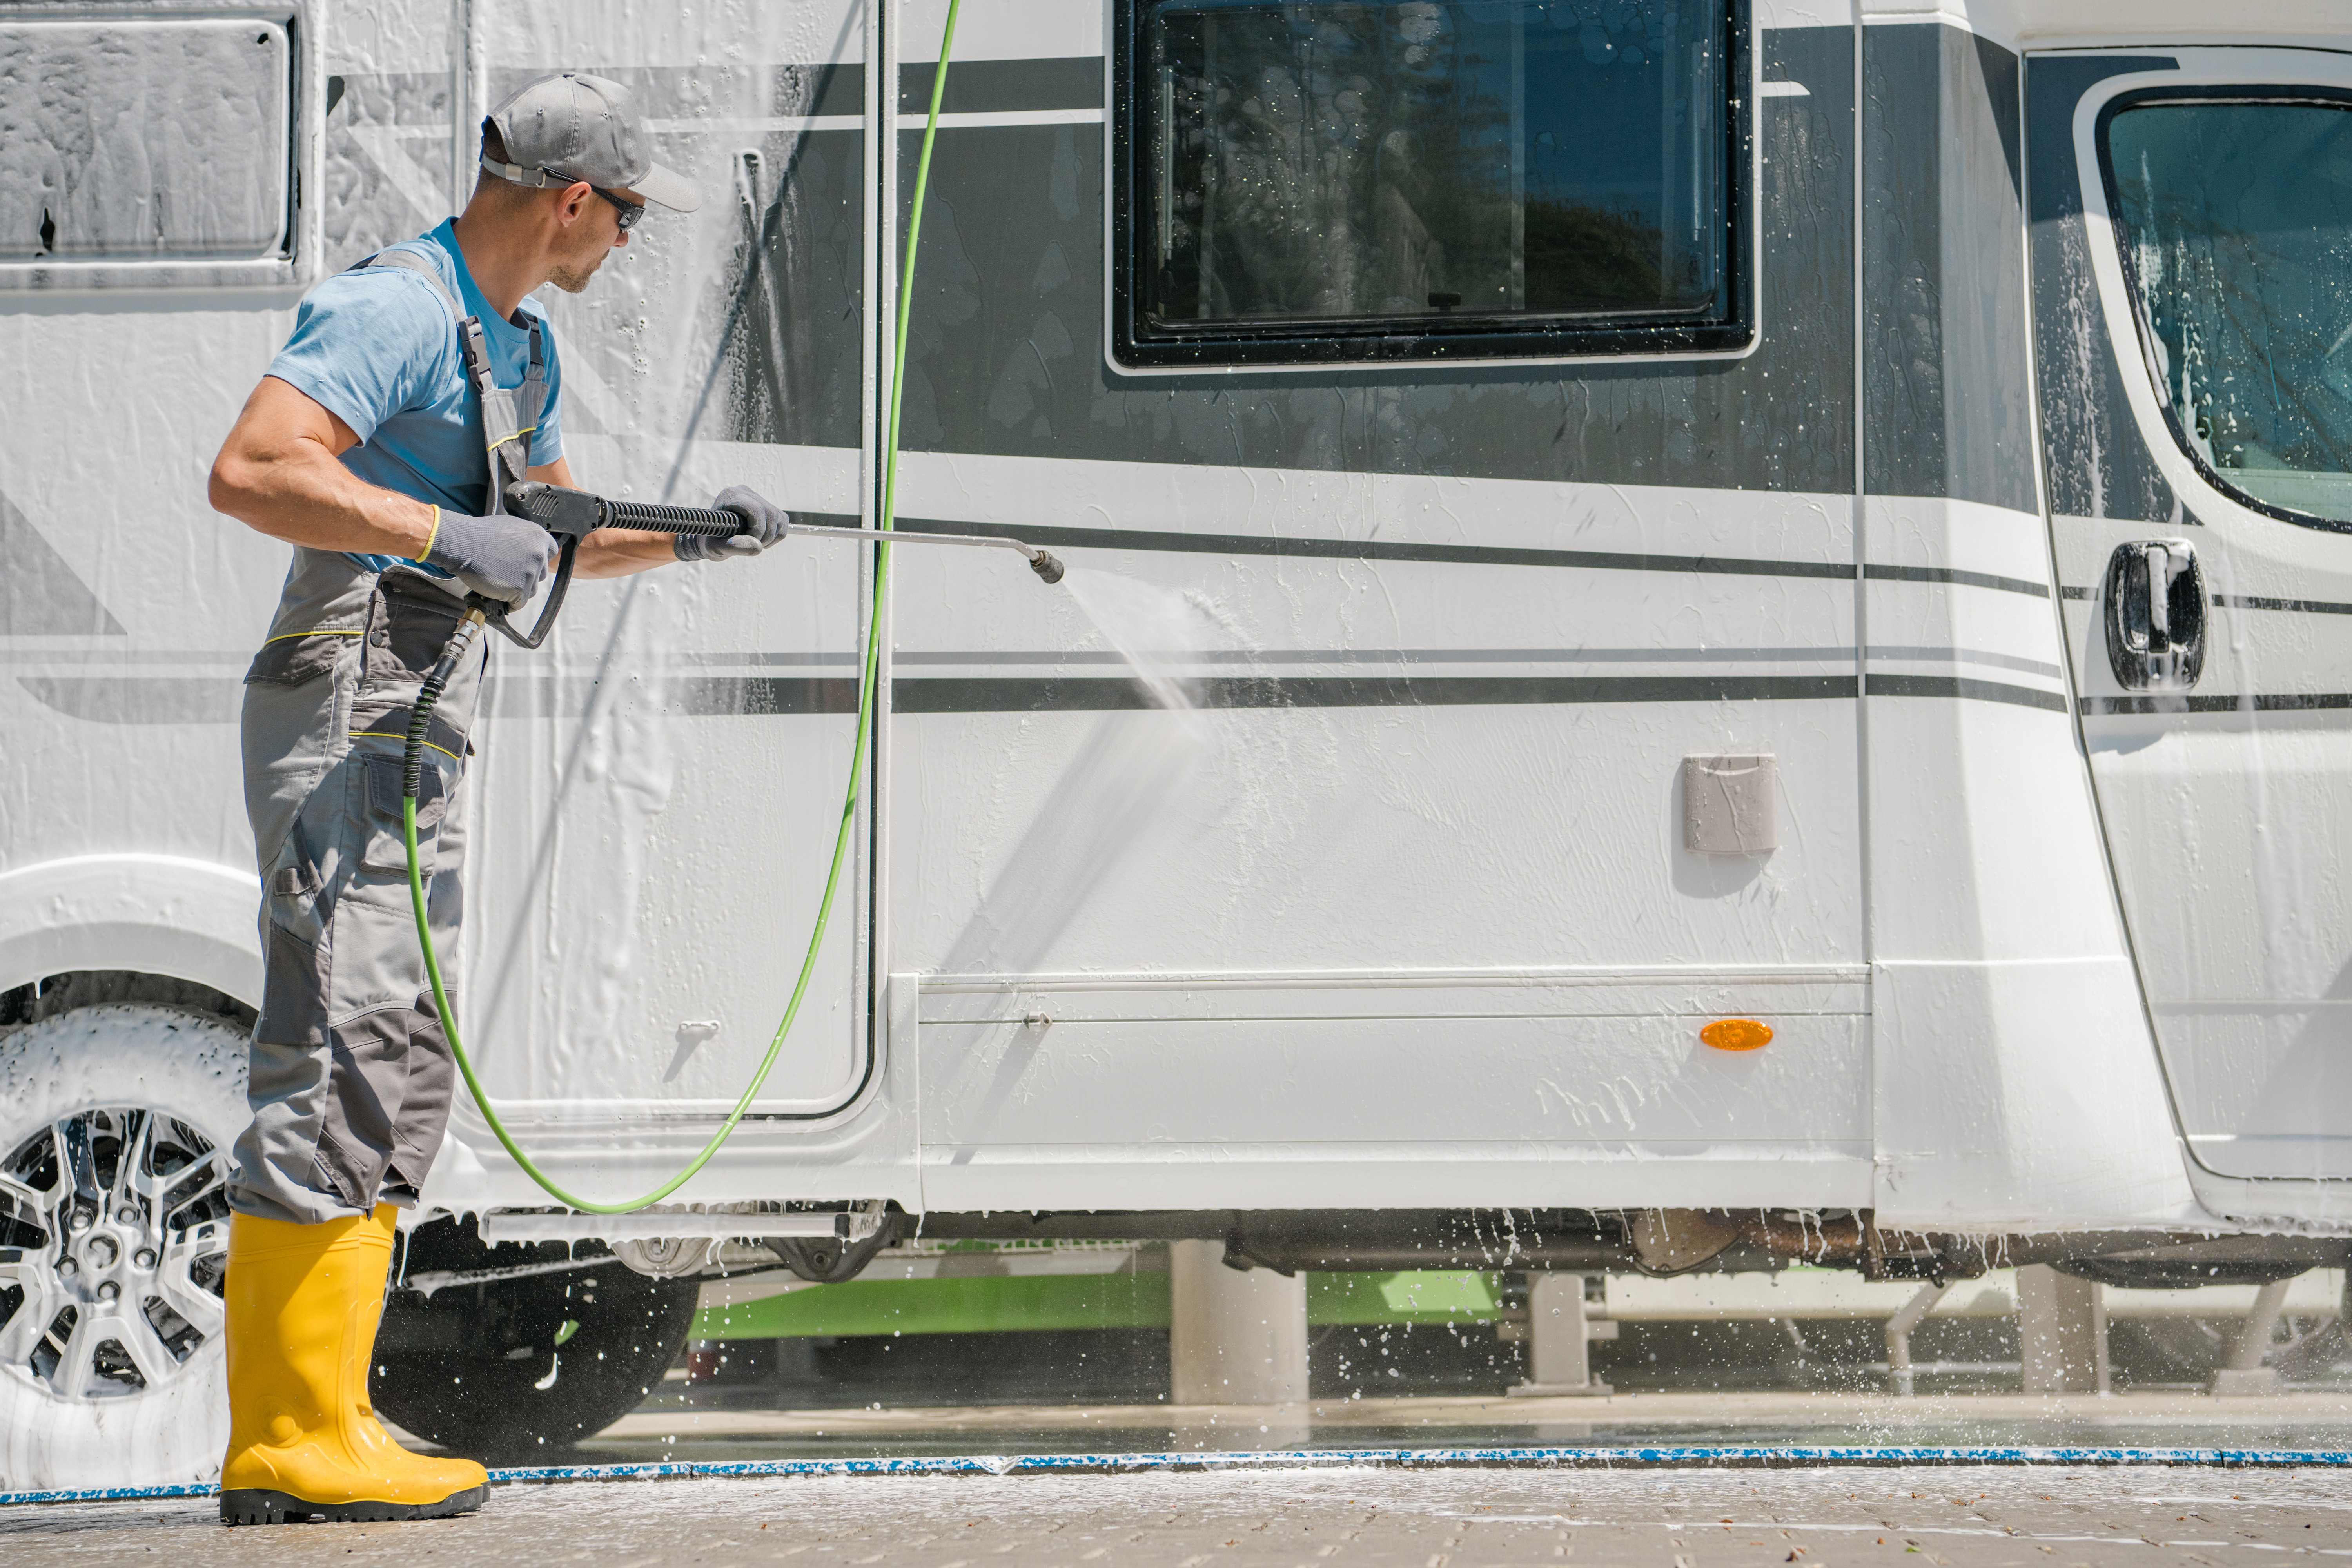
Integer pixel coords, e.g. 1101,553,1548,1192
423,508,558,606
678,485,791,562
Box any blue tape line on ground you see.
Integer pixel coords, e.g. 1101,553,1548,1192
0,1480,217,1507
9,1446,2350,1507
485,1446,2352,1484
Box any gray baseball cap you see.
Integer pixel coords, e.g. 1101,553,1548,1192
481,71,700,214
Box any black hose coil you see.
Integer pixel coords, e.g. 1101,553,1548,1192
403,617,485,804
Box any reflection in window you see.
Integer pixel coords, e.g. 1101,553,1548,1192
1132,0,1735,360
2107,99,2352,524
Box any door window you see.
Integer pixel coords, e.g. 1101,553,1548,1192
0,16,295,267
1115,0,1748,367
2102,93,2352,527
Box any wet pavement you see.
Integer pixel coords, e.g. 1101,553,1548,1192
5,1462,2351,1565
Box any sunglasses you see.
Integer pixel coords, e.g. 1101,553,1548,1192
590,186,646,231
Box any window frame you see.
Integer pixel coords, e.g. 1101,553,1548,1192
2095,82,2352,537
0,4,310,292
1108,0,1755,372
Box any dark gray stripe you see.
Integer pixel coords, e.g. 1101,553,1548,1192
2,488,125,635
1862,26,2036,513
2027,54,2183,524
891,27,1857,495
1864,673,2068,713
17,676,238,724
676,676,862,716
891,674,1856,713
1863,563,2050,599
897,518,1854,583
898,57,1100,115
2084,692,2352,716
900,519,2053,597
17,668,2081,724
2213,593,2352,617
2057,588,2352,615
802,62,867,119
892,646,1858,667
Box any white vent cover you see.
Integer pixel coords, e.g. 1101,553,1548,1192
1682,754,1778,856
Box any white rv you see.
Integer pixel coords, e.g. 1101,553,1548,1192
2,0,2348,1487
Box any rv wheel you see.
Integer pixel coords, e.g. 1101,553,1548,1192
0,1006,245,1492
373,1216,700,1461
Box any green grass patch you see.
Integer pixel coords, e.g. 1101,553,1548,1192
691,1270,1509,1340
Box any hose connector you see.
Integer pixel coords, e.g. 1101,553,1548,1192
403,610,486,803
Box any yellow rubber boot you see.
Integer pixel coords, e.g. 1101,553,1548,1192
220,1205,489,1525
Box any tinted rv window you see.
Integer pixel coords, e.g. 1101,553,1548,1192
0,18,294,265
2104,96,2352,527
1117,0,1746,368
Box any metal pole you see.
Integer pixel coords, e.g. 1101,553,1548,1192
1883,1281,1950,1398
2210,1275,2298,1395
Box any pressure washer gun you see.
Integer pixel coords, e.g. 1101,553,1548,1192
477,478,1065,650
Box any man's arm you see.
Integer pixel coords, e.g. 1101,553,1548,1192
209,376,438,558
531,457,676,581
211,379,741,587
212,375,557,606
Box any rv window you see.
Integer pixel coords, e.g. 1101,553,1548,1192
2103,93,2352,528
1116,0,1748,368
0,18,294,266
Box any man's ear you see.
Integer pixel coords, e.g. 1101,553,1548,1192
554,180,595,230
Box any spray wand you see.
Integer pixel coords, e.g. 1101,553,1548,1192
466,477,1061,648
400,0,982,1216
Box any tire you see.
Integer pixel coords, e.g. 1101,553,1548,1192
0,1005,246,1492
372,1216,699,1461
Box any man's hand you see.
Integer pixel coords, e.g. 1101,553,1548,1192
425,510,560,605
677,486,791,562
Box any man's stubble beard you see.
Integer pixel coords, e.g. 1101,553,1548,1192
546,234,612,295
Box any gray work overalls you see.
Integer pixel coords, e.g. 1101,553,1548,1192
229,247,546,1226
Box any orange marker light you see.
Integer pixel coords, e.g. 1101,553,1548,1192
1701,1018,1774,1051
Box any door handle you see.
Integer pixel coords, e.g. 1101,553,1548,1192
2103,539,2205,691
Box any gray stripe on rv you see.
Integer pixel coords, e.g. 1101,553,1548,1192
25,671,2091,722
2027,53,2182,523
853,29,1857,495
1862,26,2036,513
0,488,124,636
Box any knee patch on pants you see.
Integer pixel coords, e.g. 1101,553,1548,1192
314,1001,457,1211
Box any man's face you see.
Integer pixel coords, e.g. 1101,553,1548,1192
546,194,626,294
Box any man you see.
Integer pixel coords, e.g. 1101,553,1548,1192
205,72,784,1525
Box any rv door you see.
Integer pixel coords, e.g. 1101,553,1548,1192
2029,47,2352,1193
454,2,880,1129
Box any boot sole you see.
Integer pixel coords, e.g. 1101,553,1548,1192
220,1485,487,1526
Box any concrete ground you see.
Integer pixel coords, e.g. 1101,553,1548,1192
5,1463,2349,1564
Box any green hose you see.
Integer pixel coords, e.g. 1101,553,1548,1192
400,0,963,1214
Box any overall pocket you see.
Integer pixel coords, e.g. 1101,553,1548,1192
358,750,451,873
245,629,357,686
367,572,470,684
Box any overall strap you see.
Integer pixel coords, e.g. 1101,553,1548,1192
356,248,466,328
353,248,533,515
517,321,547,447
493,321,548,500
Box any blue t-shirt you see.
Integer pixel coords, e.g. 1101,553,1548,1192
265,219,564,573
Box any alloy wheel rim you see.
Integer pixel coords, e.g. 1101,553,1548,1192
0,1107,232,1400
